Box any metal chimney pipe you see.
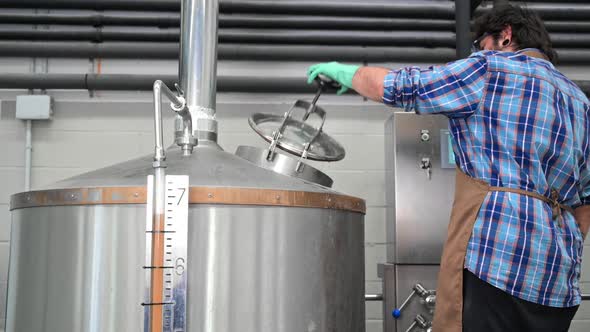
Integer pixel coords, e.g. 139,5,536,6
179,0,219,142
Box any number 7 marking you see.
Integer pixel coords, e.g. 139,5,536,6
177,188,186,205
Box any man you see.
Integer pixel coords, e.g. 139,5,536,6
307,4,590,332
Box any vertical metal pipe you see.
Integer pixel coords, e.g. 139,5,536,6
151,79,167,332
24,120,32,191
179,0,219,142
455,0,471,59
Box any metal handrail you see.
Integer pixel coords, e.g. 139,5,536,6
365,294,384,301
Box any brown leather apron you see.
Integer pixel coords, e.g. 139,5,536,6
431,169,574,332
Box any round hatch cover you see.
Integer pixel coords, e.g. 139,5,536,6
248,100,345,162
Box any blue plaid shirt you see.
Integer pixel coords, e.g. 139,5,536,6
383,49,590,307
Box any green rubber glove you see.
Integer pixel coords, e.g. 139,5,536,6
307,62,360,95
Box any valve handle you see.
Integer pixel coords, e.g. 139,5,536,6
392,289,417,319
393,283,433,320
315,74,341,91
404,314,430,332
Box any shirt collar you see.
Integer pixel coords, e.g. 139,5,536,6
516,48,554,67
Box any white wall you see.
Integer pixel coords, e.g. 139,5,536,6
1,57,590,332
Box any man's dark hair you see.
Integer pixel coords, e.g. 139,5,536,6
474,4,557,64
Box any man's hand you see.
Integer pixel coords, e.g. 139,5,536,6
574,205,590,240
307,62,360,95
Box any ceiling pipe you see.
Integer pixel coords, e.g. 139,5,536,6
0,27,550,48
0,13,457,31
2,12,590,33
0,28,457,47
0,73,588,96
0,1,456,19
0,0,181,11
1,1,589,21
0,12,180,27
0,41,586,64
475,3,590,21
0,41,461,62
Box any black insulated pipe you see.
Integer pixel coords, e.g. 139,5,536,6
0,41,458,62
2,12,590,33
0,28,181,43
221,15,455,31
0,73,320,93
0,41,179,59
0,0,181,11
220,30,456,47
3,28,590,48
0,73,588,97
520,0,588,2
455,0,472,59
476,3,590,21
0,28,457,47
493,0,509,7
2,1,590,22
219,44,458,62
0,1,456,19
0,41,588,64
220,1,455,19
0,13,455,30
0,12,180,28
545,21,590,33
2,12,590,34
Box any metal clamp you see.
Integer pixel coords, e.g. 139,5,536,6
405,314,432,332
266,100,327,170
392,283,436,319
265,74,335,164
153,80,197,157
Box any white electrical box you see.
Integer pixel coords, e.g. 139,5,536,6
16,95,53,120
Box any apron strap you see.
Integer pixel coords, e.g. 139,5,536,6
488,185,574,220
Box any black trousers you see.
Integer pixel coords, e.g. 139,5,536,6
462,269,578,332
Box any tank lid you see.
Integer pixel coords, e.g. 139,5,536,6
235,145,333,187
248,100,345,162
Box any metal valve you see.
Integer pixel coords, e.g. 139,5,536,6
420,157,432,180
404,314,432,332
392,283,436,319
424,293,436,313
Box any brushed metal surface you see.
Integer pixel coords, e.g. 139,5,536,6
6,205,145,332
235,145,334,187
379,263,397,332
6,204,365,332
186,206,365,332
395,265,439,332
385,113,456,264
42,146,334,194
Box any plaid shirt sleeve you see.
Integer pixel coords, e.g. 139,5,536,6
579,104,590,205
382,54,488,118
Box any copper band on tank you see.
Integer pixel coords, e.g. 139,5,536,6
10,186,366,214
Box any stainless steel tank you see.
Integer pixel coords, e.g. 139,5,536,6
7,146,366,332
4,0,366,331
